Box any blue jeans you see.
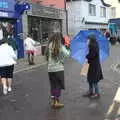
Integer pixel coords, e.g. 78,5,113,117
89,82,99,94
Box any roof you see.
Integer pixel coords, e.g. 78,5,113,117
101,0,111,7
85,0,111,7
67,0,111,7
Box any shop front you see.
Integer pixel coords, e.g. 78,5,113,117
0,0,30,58
26,4,66,55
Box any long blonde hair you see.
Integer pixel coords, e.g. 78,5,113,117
46,32,64,60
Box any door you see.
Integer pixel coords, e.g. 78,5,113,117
0,18,15,40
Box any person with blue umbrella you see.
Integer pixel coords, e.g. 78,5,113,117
70,30,109,99
83,35,103,99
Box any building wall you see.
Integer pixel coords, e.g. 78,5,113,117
81,0,110,23
67,0,110,36
31,0,65,9
22,3,67,39
105,0,120,18
67,1,83,35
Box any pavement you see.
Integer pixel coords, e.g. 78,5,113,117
14,55,47,73
0,45,120,120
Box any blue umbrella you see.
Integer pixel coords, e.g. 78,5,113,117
70,30,109,65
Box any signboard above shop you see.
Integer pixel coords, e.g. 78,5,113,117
0,1,8,8
0,0,15,12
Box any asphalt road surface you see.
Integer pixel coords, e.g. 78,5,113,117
0,45,120,120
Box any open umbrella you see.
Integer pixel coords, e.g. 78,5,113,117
70,30,109,65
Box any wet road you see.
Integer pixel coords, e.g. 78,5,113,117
0,45,120,120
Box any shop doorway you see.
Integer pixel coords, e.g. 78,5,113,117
28,16,62,44
0,18,15,40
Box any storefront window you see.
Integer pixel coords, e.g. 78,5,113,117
28,16,62,45
0,19,15,40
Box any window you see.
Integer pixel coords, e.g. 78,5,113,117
111,7,116,18
100,7,106,17
28,16,62,44
89,4,96,16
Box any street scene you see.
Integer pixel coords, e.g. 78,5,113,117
0,45,119,120
0,0,120,120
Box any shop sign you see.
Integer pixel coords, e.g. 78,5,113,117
0,11,8,17
0,2,8,9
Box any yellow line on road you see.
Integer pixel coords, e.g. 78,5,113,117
105,87,120,120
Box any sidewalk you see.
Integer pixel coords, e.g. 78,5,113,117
14,55,47,73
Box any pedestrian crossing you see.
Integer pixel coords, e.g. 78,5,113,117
105,87,120,120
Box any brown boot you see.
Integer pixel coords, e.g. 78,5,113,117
50,97,55,107
53,100,64,108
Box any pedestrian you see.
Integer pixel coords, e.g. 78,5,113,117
64,35,70,50
0,39,17,95
24,34,36,65
83,35,103,99
46,32,70,108
8,33,18,57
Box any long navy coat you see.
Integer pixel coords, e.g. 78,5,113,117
86,42,103,83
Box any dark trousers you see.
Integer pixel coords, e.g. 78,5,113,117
28,53,34,65
49,71,64,99
89,82,99,94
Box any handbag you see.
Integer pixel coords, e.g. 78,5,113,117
34,46,41,56
80,63,89,76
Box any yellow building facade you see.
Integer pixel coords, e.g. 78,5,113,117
106,0,120,18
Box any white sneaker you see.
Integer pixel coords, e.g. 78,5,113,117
8,87,12,92
3,86,8,95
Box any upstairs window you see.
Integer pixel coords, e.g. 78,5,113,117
100,7,106,17
89,4,96,16
111,7,116,18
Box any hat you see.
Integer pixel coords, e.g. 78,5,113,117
88,33,96,40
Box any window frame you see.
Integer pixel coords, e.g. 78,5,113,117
111,7,116,18
100,6,106,18
89,4,96,16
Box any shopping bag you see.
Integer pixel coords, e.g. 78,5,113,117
80,63,89,76
34,46,41,56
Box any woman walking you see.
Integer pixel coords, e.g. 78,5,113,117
0,39,17,95
24,35,36,65
46,32,70,108
84,35,103,99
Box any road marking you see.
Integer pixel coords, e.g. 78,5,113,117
111,63,120,74
115,107,120,120
105,87,120,120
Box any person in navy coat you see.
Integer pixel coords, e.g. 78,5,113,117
84,35,103,99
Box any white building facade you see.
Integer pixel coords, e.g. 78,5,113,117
66,0,111,36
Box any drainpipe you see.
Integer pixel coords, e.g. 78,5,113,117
64,0,68,35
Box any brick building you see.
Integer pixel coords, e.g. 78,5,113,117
31,0,65,9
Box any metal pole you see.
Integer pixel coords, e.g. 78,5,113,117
64,0,68,35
